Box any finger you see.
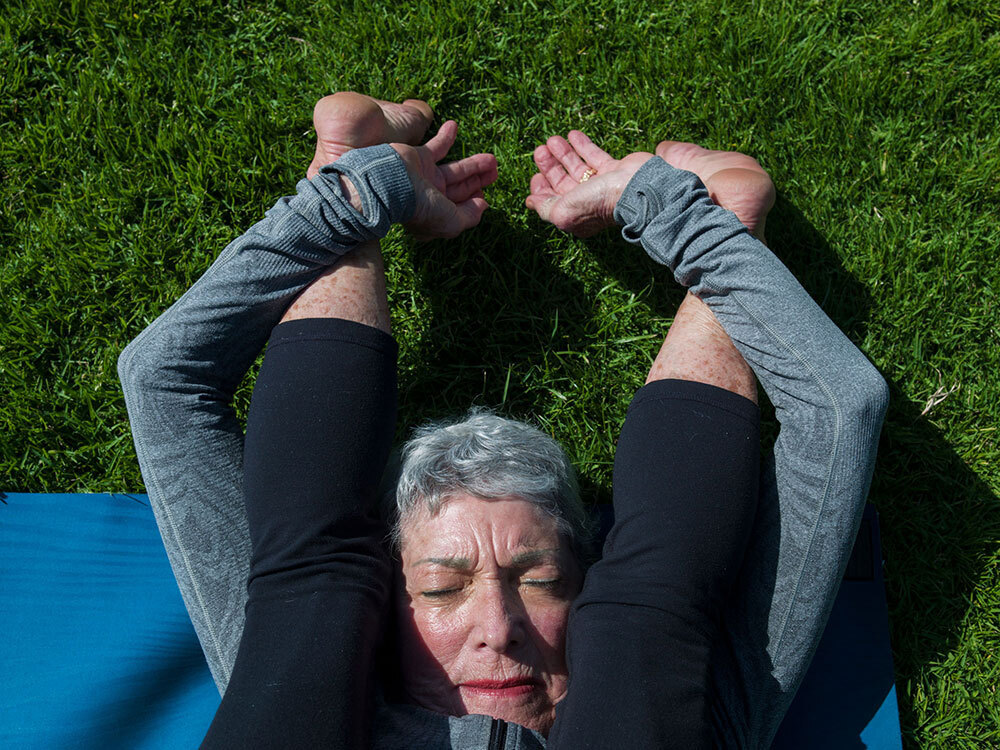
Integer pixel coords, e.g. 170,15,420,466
439,153,498,188
424,120,458,162
567,130,615,170
534,144,576,193
445,171,493,204
529,171,555,196
547,135,591,182
532,143,554,170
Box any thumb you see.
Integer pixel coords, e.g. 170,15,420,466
526,194,559,223
424,120,458,162
451,196,489,234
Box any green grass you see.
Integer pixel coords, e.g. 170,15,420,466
2,0,998,746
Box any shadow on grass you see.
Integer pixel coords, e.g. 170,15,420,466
400,196,1000,746
769,199,1000,748
394,212,599,420
873,392,1000,748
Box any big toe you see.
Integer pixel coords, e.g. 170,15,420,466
655,141,709,169
402,98,433,122
379,98,434,145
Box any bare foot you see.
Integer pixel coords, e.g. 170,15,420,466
307,92,434,178
654,141,775,242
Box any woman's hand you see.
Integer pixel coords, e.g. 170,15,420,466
390,121,498,240
525,131,654,237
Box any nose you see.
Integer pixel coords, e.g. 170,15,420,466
473,582,526,653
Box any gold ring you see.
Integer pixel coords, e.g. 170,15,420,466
579,168,597,183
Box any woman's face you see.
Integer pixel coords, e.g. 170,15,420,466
395,493,583,736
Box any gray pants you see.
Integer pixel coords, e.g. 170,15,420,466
119,152,888,749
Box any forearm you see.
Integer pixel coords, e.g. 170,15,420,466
117,145,413,689
120,144,410,401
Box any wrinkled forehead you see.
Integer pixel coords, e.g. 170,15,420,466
399,493,567,565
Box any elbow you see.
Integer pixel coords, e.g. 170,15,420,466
869,369,890,422
117,333,158,402
842,359,889,432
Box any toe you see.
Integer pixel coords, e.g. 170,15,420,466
402,98,434,122
655,140,707,169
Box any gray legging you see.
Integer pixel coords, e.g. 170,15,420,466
118,146,888,748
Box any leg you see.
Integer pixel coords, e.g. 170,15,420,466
550,378,760,749
549,151,767,749
650,142,887,747
201,311,398,749
647,291,757,403
200,140,404,745
280,239,390,332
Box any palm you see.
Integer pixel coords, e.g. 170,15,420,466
526,131,776,242
525,131,653,237
534,173,624,238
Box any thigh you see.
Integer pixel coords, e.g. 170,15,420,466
549,379,760,750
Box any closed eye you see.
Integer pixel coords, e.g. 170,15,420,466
422,588,462,599
522,578,561,590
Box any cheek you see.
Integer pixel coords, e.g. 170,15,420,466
399,601,469,673
527,602,573,659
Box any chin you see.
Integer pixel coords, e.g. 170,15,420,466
518,710,555,738
463,697,556,737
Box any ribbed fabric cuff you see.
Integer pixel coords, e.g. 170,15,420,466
318,144,416,233
628,377,760,425
268,317,398,358
613,157,709,243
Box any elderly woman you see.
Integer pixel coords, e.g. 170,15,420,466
118,93,887,748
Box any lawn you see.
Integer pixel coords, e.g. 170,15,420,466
2,0,998,746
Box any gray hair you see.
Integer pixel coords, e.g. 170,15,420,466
387,409,593,562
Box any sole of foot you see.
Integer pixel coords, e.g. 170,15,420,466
308,92,434,178
655,141,776,241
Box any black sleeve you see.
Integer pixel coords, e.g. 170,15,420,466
200,318,398,750
549,379,760,750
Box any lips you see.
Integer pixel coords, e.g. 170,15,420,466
459,678,541,698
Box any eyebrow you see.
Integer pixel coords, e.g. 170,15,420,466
413,557,472,570
510,548,561,567
412,549,561,570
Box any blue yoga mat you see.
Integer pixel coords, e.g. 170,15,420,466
770,505,902,750
0,493,901,748
0,493,219,749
